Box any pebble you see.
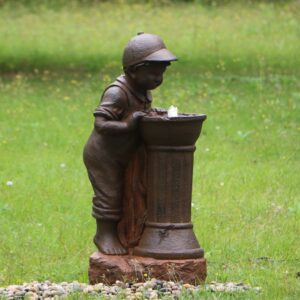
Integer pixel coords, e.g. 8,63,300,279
0,279,261,299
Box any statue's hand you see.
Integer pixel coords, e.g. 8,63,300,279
128,111,146,130
133,111,147,119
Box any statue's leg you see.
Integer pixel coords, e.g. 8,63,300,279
93,218,128,255
87,164,128,255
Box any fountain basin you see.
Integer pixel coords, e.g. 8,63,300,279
140,114,207,147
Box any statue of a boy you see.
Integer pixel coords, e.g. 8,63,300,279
83,33,177,255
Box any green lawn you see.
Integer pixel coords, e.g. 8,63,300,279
0,1,299,299
0,1,299,74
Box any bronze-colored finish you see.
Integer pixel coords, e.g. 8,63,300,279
122,33,177,69
133,114,207,259
83,33,177,255
85,33,208,284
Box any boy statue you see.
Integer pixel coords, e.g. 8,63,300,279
83,33,177,255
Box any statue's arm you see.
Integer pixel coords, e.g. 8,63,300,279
94,112,145,135
94,116,129,134
93,87,144,135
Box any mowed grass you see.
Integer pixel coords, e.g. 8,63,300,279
0,1,300,299
0,1,299,74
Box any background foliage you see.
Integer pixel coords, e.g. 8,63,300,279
0,0,299,73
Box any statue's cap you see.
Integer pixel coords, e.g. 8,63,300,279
122,33,177,69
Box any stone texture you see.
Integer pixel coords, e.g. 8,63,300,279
89,252,207,285
0,280,261,299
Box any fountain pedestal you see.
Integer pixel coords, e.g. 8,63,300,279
89,114,207,284
134,114,207,260
89,252,206,284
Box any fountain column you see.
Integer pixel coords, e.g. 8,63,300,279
134,114,207,259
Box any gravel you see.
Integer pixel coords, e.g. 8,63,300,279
0,279,261,299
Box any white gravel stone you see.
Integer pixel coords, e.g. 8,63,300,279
0,279,261,299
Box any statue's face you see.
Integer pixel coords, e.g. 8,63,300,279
130,62,169,91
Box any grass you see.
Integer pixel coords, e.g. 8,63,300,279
0,1,300,74
0,1,300,299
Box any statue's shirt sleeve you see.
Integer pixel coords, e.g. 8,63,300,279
93,86,128,121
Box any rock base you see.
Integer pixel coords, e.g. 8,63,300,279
89,252,207,285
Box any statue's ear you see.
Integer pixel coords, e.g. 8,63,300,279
126,67,136,79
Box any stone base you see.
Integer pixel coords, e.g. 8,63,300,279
89,252,207,285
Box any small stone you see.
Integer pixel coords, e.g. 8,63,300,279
172,289,181,296
149,290,158,300
108,286,118,295
131,282,144,291
25,292,39,300
15,290,26,297
105,286,113,293
136,286,145,292
134,291,143,299
32,283,41,292
171,285,180,290
40,284,47,291
70,282,82,292
8,284,18,290
7,291,15,297
52,286,65,296
183,283,193,289
159,287,170,293
115,280,125,288
123,287,132,295
133,282,144,288
25,291,35,296
44,290,57,297
143,290,151,298
83,286,94,293
213,284,225,292
93,283,104,292
143,281,155,289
